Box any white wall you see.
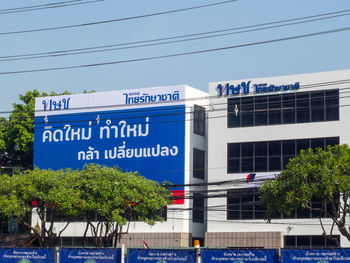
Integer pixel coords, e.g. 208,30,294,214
207,69,350,247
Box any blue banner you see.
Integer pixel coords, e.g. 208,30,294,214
282,249,350,263
34,105,185,189
59,248,120,263
127,249,196,263
0,248,55,263
201,249,278,263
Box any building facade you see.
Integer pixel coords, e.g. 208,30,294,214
33,85,208,247
206,69,350,248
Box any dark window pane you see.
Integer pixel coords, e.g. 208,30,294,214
193,194,204,223
311,200,323,218
326,137,339,147
283,210,295,219
285,236,296,247
311,92,325,122
297,236,310,246
283,140,295,156
241,193,253,219
228,159,240,173
269,157,281,171
282,94,295,124
228,143,240,158
193,149,205,179
326,236,340,247
268,95,282,125
255,142,267,156
254,202,265,219
227,203,240,219
242,158,253,172
255,96,267,126
311,236,325,247
241,97,254,127
62,237,73,247
311,138,324,150
227,190,240,220
255,157,267,172
269,141,281,156
297,206,310,218
193,105,206,136
296,93,310,123
242,143,253,157
283,157,293,169
326,90,339,121
228,98,241,127
297,139,310,154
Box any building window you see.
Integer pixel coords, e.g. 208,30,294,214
284,235,340,248
193,193,205,223
227,137,339,173
227,188,264,220
227,189,339,220
193,148,205,179
227,89,339,128
194,105,205,136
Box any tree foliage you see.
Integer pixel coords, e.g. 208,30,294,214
0,90,70,169
0,164,171,247
260,144,350,244
78,165,171,247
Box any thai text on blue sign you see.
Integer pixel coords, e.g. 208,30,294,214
127,249,196,263
282,249,350,263
59,248,120,263
34,105,185,188
0,248,55,263
216,81,300,96
201,249,278,263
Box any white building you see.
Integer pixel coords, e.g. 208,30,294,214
206,69,350,248
33,85,208,247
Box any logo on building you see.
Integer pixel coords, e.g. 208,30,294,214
42,98,71,111
216,81,300,96
123,91,180,105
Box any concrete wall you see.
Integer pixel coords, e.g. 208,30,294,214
207,69,350,247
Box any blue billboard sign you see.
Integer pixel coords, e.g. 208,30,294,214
34,104,185,188
59,248,120,263
127,249,196,263
0,248,55,263
282,249,350,263
202,249,278,263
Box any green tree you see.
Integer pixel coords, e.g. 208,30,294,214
78,165,171,248
0,169,82,247
0,90,70,170
0,165,171,247
260,144,350,245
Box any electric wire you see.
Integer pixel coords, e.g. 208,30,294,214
4,89,349,133
1,9,349,62
30,89,350,129
24,78,350,117
0,26,349,75
0,0,238,36
0,0,105,15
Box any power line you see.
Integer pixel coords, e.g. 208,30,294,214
1,9,349,62
0,0,238,36
0,0,105,15
0,78,349,125
1,87,348,133
0,26,349,75
1,76,345,115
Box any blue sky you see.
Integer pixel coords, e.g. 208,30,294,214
0,0,349,112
